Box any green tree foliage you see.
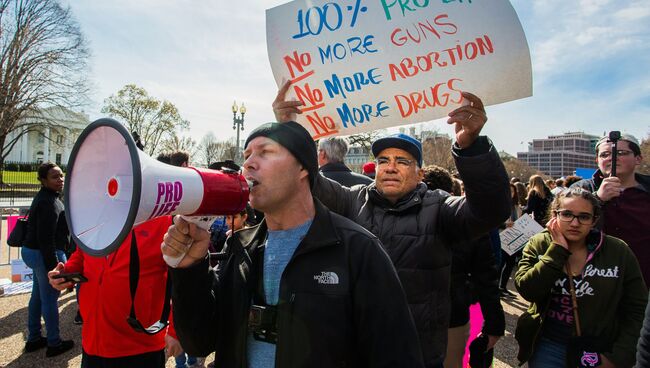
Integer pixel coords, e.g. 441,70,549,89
102,84,189,156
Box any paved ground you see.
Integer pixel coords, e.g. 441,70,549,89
0,266,528,368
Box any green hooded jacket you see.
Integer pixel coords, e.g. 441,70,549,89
514,230,647,367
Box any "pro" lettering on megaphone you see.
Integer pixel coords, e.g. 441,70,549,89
149,181,183,219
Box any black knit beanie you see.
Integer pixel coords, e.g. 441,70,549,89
244,121,318,188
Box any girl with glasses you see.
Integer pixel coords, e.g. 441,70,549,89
514,188,647,368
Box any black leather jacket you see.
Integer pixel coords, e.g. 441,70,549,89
170,199,424,368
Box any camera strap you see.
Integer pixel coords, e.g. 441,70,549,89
128,227,172,334
248,235,279,344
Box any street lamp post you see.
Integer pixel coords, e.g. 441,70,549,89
232,101,246,162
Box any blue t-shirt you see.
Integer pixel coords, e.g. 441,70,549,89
247,219,313,367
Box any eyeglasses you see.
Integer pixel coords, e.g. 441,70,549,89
598,150,634,159
554,210,595,225
376,157,414,168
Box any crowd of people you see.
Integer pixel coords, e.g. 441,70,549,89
13,83,650,368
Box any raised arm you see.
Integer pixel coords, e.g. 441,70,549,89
438,92,510,242
312,173,365,217
440,138,510,242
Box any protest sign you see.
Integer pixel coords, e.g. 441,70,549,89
266,0,532,139
500,214,544,256
11,259,33,282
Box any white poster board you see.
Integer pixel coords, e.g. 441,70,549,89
266,0,532,139
500,214,544,256
11,259,33,282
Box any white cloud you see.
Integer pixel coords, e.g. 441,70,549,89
65,0,649,159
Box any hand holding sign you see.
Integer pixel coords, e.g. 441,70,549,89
447,92,487,149
266,0,532,138
273,80,305,123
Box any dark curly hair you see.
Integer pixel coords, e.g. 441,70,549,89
422,165,453,193
37,162,59,181
563,175,583,188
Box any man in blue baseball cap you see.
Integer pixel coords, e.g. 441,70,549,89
273,81,510,368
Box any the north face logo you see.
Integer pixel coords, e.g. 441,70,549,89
314,272,339,285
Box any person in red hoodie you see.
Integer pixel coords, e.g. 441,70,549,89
48,216,182,368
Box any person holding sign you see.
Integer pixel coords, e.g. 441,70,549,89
273,81,510,368
162,121,424,367
514,188,647,368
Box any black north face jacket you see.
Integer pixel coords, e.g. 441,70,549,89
170,199,424,368
313,137,511,367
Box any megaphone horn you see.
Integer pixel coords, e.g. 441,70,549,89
65,118,249,259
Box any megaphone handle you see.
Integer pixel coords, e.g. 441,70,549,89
163,215,218,268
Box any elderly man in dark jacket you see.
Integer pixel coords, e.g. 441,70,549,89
318,136,373,187
273,84,510,368
162,121,424,368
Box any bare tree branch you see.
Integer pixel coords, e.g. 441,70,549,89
640,133,650,175
421,133,455,173
197,133,237,167
346,130,385,155
0,0,90,167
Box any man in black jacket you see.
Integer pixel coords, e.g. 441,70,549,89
162,122,424,367
273,83,510,368
422,165,504,368
318,136,372,187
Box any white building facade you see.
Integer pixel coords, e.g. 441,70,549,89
4,107,90,165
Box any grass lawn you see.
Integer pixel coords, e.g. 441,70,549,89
0,171,40,185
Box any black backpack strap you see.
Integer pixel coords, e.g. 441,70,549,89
128,230,140,321
128,229,172,334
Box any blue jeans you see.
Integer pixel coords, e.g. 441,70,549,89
528,337,567,368
175,353,197,368
21,247,67,346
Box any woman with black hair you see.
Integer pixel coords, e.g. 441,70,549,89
21,162,74,357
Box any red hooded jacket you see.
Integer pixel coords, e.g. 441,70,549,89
64,217,177,357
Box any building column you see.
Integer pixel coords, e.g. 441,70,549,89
62,128,69,163
20,131,29,162
43,127,50,162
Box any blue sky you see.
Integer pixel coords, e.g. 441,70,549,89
64,0,650,155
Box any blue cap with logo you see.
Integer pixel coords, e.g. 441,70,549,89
371,133,422,167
